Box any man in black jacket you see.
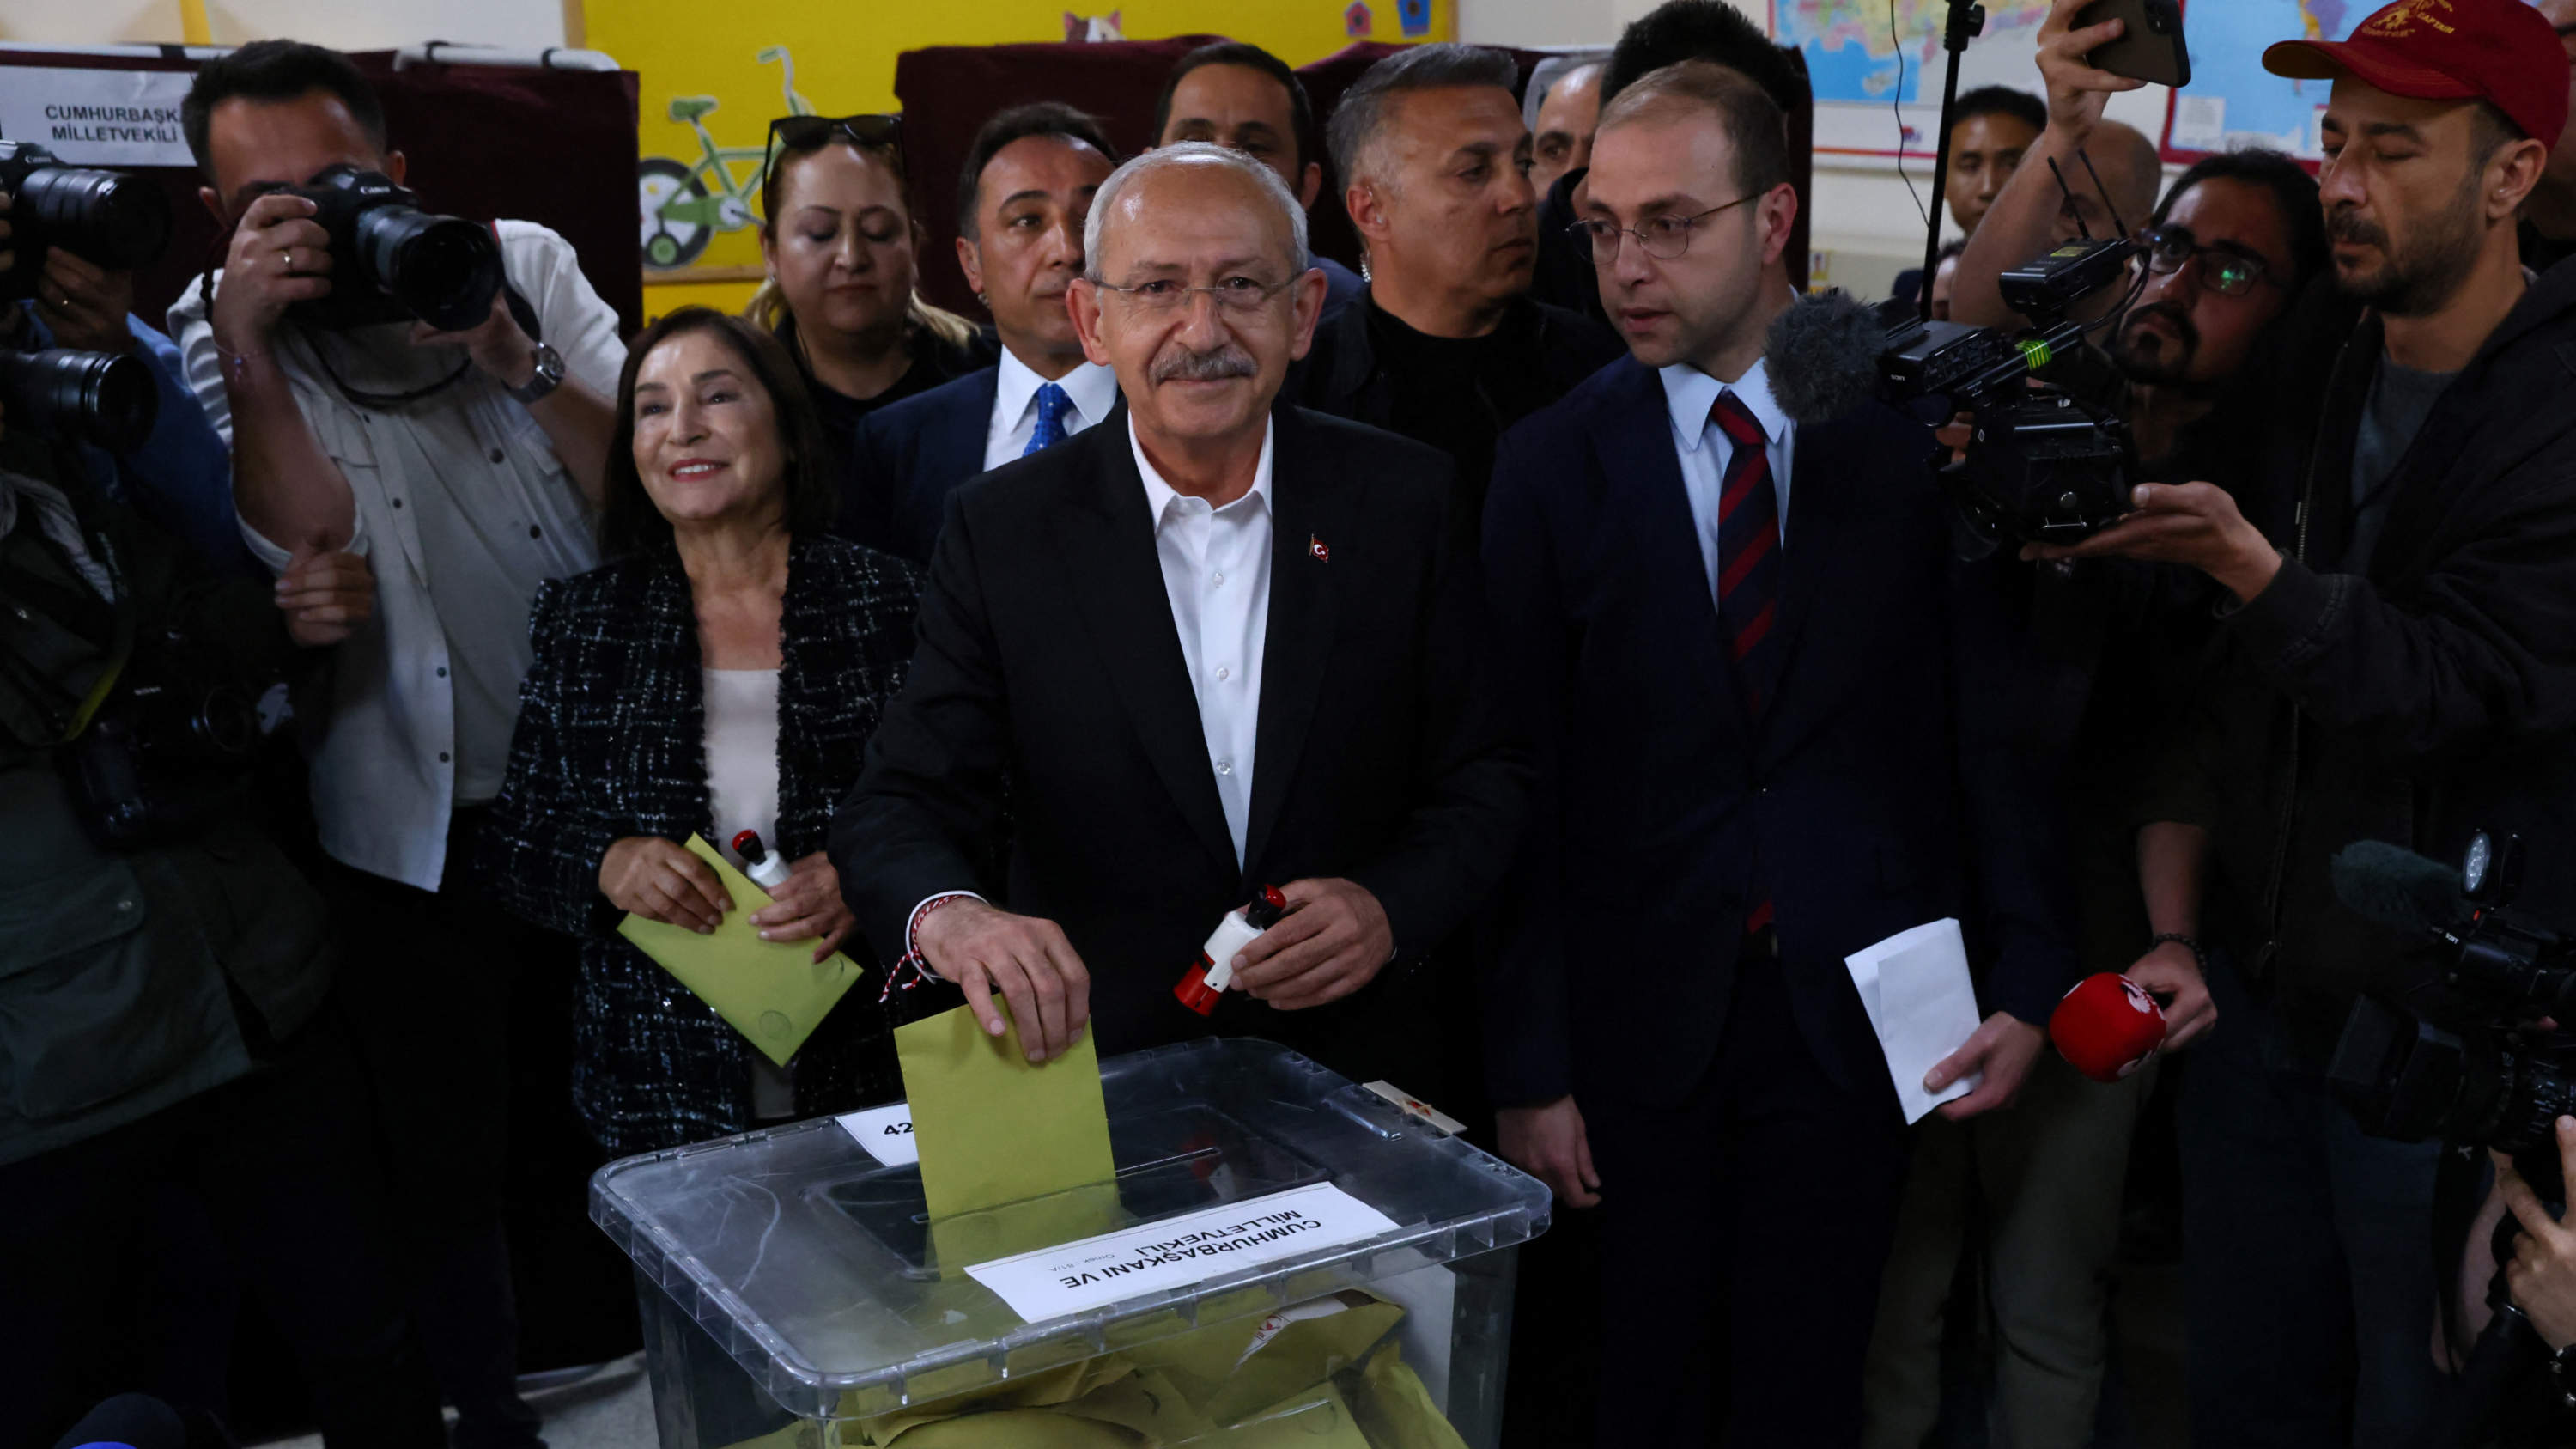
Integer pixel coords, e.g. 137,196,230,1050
832,142,1525,1094
2032,3,2576,1441
1297,44,1621,515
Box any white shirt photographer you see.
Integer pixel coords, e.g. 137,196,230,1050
169,220,626,891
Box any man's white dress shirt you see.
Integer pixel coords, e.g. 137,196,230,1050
1660,356,1797,601
982,349,1119,470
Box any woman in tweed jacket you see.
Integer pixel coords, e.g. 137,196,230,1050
484,308,920,1157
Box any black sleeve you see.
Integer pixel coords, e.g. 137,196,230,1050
481,581,624,939
2223,465,2576,767
1950,550,2082,1026
831,490,1014,962
1346,458,1533,970
1476,429,1578,1106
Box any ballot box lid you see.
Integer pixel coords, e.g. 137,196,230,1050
591,1036,1550,1421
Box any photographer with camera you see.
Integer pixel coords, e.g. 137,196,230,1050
1862,10,2337,1444
0,171,249,576
166,39,629,1447
0,372,441,1442
2020,1,2576,1441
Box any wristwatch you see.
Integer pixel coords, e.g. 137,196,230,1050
507,341,564,405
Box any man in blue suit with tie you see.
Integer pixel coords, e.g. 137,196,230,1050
1482,62,2075,1445
841,103,1121,561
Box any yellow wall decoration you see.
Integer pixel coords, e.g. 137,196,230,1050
583,0,1449,321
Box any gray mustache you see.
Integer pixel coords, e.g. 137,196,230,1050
1153,345,1258,383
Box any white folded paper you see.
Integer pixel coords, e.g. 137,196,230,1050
1845,918,1984,1124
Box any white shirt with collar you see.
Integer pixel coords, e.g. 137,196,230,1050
1660,355,1796,605
1133,415,1275,866
169,220,626,891
983,348,1120,470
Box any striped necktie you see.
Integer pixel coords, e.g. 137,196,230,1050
1712,391,1783,937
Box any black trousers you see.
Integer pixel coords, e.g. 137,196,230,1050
1586,956,1911,1446
320,810,547,1449
0,1009,446,1449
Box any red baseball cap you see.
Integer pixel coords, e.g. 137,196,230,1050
2263,0,2569,151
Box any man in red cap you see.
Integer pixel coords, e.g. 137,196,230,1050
2029,0,2576,1440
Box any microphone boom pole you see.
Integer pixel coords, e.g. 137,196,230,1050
1920,0,1988,322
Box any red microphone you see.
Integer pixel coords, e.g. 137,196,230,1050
2050,972,2169,1082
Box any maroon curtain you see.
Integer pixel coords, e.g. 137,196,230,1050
893,36,1813,318
0,48,644,341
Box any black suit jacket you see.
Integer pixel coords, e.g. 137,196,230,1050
1481,356,2075,1110
840,364,1000,563
832,403,1530,1080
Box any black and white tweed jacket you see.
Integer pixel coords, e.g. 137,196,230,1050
482,533,920,1157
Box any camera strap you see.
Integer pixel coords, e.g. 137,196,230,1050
0,504,132,746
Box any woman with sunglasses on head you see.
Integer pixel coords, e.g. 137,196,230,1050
483,307,924,1157
749,115,994,549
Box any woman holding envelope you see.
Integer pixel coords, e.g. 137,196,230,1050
484,307,921,1157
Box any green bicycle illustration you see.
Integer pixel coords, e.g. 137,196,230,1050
637,46,814,270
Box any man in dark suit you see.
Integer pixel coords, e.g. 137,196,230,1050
1298,44,1623,517
841,104,1118,563
832,141,1526,1093
1483,64,2075,1446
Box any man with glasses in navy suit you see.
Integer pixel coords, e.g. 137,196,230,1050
1482,61,2075,1446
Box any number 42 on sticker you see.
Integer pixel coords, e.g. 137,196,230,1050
835,1103,920,1165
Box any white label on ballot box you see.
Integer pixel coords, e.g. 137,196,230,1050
836,1103,918,1165
965,1182,1400,1322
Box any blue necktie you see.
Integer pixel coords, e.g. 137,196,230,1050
1024,381,1072,457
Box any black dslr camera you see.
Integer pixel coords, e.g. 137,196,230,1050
0,346,158,451
0,141,173,302
1874,234,2143,550
2330,831,2576,1193
262,165,504,332
59,615,280,851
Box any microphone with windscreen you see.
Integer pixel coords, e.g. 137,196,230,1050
2050,972,2168,1082
2330,838,2472,937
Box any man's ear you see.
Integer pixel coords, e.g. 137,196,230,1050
1345,180,1388,247
957,234,985,297
1297,161,1322,212
1286,265,1330,362
385,149,407,186
199,185,226,228
1757,181,1800,269
1066,277,1114,366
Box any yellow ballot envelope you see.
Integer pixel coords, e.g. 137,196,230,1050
896,1002,1117,1219
616,833,862,1068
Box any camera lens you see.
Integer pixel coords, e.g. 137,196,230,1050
0,348,160,452
16,163,173,271
352,206,504,332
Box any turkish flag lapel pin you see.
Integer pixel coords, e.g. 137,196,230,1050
1309,534,1330,563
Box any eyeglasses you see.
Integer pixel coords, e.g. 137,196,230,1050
1567,193,1760,263
2141,227,2279,297
762,113,903,185
1088,274,1297,314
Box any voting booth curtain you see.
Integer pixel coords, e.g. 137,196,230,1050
890,38,1814,319
0,48,645,340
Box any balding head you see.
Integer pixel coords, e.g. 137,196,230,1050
2055,120,2163,244
1070,143,1327,455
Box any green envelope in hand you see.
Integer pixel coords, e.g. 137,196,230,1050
615,833,863,1068
896,1002,1117,1221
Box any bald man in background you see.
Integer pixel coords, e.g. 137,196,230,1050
1948,7,2166,334
1528,59,1605,196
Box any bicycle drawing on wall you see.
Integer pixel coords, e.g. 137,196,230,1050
637,46,813,271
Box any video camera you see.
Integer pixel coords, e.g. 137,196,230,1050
2328,833,2576,1197
258,165,505,332
1875,233,2144,550
0,141,173,305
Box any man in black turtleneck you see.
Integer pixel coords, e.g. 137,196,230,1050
1297,43,1620,517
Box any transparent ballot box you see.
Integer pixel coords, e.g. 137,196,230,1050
591,1038,1552,1449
